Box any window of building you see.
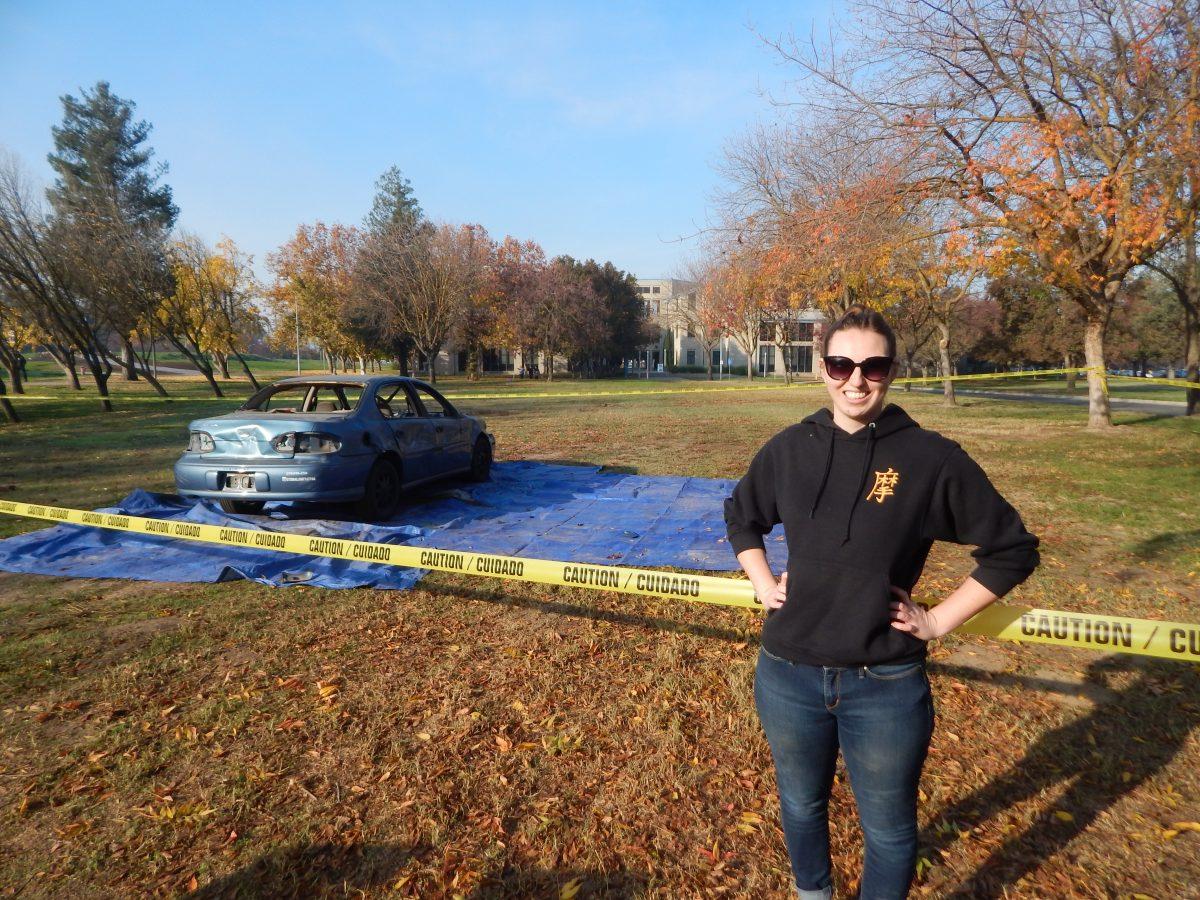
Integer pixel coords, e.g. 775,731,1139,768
687,292,696,310
784,345,813,373
686,349,696,365
652,286,661,294
686,324,694,338
712,349,721,367
758,344,775,374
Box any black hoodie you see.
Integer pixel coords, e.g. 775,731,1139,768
724,404,1039,667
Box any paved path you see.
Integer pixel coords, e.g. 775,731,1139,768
912,387,1190,417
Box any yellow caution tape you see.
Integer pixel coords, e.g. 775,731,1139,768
13,365,1174,405
889,366,1102,387
0,499,755,609
1,499,1198,663
1107,374,1200,391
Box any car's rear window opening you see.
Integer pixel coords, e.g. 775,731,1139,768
244,383,365,413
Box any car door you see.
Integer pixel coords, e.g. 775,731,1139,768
375,382,435,485
407,383,470,477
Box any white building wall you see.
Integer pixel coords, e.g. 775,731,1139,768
636,277,826,376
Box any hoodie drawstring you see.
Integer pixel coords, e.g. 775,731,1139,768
809,429,835,519
843,421,876,544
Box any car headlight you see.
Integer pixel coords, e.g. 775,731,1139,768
272,432,341,454
188,431,215,453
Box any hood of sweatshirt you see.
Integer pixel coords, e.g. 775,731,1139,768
800,405,919,544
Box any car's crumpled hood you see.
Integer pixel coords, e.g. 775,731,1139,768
188,414,349,458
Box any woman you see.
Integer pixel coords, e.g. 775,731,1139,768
724,305,1039,899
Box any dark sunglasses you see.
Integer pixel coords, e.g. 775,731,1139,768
821,355,895,382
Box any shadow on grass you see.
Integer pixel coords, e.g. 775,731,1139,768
186,841,428,898
1113,413,1184,426
420,578,752,646
1129,529,1200,561
920,655,1200,897
468,864,649,898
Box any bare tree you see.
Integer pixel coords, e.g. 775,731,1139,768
0,157,115,410
358,222,487,383
671,258,726,379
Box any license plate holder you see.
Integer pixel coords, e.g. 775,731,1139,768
224,473,255,491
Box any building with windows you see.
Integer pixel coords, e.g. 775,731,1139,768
636,278,826,377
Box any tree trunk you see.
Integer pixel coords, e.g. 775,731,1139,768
121,342,139,381
5,360,22,395
466,344,480,382
937,321,955,406
215,351,231,380
1082,313,1113,428
1064,352,1077,391
0,375,18,423
48,346,82,389
357,355,366,374
165,336,223,398
903,358,914,391
233,348,261,391
82,356,113,412
1184,305,1199,416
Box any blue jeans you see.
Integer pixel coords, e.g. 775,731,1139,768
754,647,935,900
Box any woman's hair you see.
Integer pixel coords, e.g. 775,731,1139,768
820,304,897,358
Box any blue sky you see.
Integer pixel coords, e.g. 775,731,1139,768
0,1,834,279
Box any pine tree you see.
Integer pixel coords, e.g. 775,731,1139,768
47,81,177,230
364,165,423,237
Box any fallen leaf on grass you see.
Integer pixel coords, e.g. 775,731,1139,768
56,821,91,838
560,877,583,899
1170,821,1200,832
1053,811,1074,823
275,717,305,732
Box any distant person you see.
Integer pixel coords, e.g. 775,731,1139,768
724,305,1039,899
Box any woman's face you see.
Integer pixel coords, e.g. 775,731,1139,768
819,327,895,431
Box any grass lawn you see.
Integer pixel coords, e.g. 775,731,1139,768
0,370,1198,897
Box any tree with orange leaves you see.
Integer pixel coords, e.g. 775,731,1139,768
890,218,987,405
265,222,363,372
780,0,1200,427
705,247,772,379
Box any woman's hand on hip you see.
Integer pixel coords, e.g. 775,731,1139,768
889,585,942,640
756,571,787,610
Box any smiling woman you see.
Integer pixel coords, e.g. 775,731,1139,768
724,304,1041,899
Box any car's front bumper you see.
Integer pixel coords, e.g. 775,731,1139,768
173,453,375,503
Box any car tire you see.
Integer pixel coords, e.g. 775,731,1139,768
354,458,402,522
219,499,266,515
469,436,492,482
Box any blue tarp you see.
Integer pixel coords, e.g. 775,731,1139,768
0,462,788,589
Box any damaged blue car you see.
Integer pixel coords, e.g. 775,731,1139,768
173,375,494,520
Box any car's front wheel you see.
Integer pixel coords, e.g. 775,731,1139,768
469,436,492,482
354,458,402,521
219,499,266,515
